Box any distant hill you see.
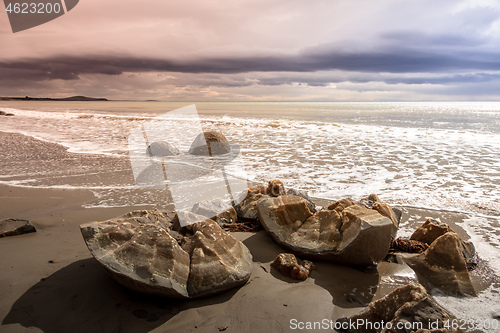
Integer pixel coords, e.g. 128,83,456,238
0,95,108,101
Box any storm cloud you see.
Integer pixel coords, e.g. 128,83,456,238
1,0,500,100
2,45,500,82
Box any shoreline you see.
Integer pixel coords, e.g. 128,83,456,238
1,130,499,332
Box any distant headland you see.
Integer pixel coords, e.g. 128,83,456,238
0,95,108,101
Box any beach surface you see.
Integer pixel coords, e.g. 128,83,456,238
1,131,499,333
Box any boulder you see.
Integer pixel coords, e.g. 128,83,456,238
335,283,463,333
271,253,314,281
0,219,36,237
411,219,477,270
191,199,238,226
257,196,394,266
405,232,476,296
146,141,180,157
80,210,252,298
188,131,231,156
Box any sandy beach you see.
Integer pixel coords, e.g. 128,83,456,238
1,130,499,333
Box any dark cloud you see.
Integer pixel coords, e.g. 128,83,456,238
2,45,500,85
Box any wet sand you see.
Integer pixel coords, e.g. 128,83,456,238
1,131,499,333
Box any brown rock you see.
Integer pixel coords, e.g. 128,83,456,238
410,219,477,270
258,197,394,266
188,131,230,156
336,283,463,333
271,253,314,281
405,232,476,296
0,219,36,237
410,219,452,245
80,210,252,298
267,179,286,197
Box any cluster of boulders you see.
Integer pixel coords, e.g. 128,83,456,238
231,181,400,266
79,176,481,331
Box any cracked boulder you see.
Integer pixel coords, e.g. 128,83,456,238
335,283,463,333
257,196,394,266
80,210,252,298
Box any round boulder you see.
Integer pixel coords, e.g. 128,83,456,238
188,131,231,156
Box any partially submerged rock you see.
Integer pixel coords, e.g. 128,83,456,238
271,253,314,281
257,196,394,266
146,141,180,157
188,131,231,156
405,232,476,296
335,283,463,333
0,219,36,238
80,210,252,298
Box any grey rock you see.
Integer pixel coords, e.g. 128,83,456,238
80,210,252,298
257,196,394,266
146,141,180,157
0,219,36,237
286,188,316,213
191,199,238,226
335,283,463,333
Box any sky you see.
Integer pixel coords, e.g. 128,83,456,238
1,0,500,101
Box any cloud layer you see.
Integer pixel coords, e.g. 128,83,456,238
1,0,500,100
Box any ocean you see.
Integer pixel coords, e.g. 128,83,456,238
0,101,498,216
1,100,499,328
